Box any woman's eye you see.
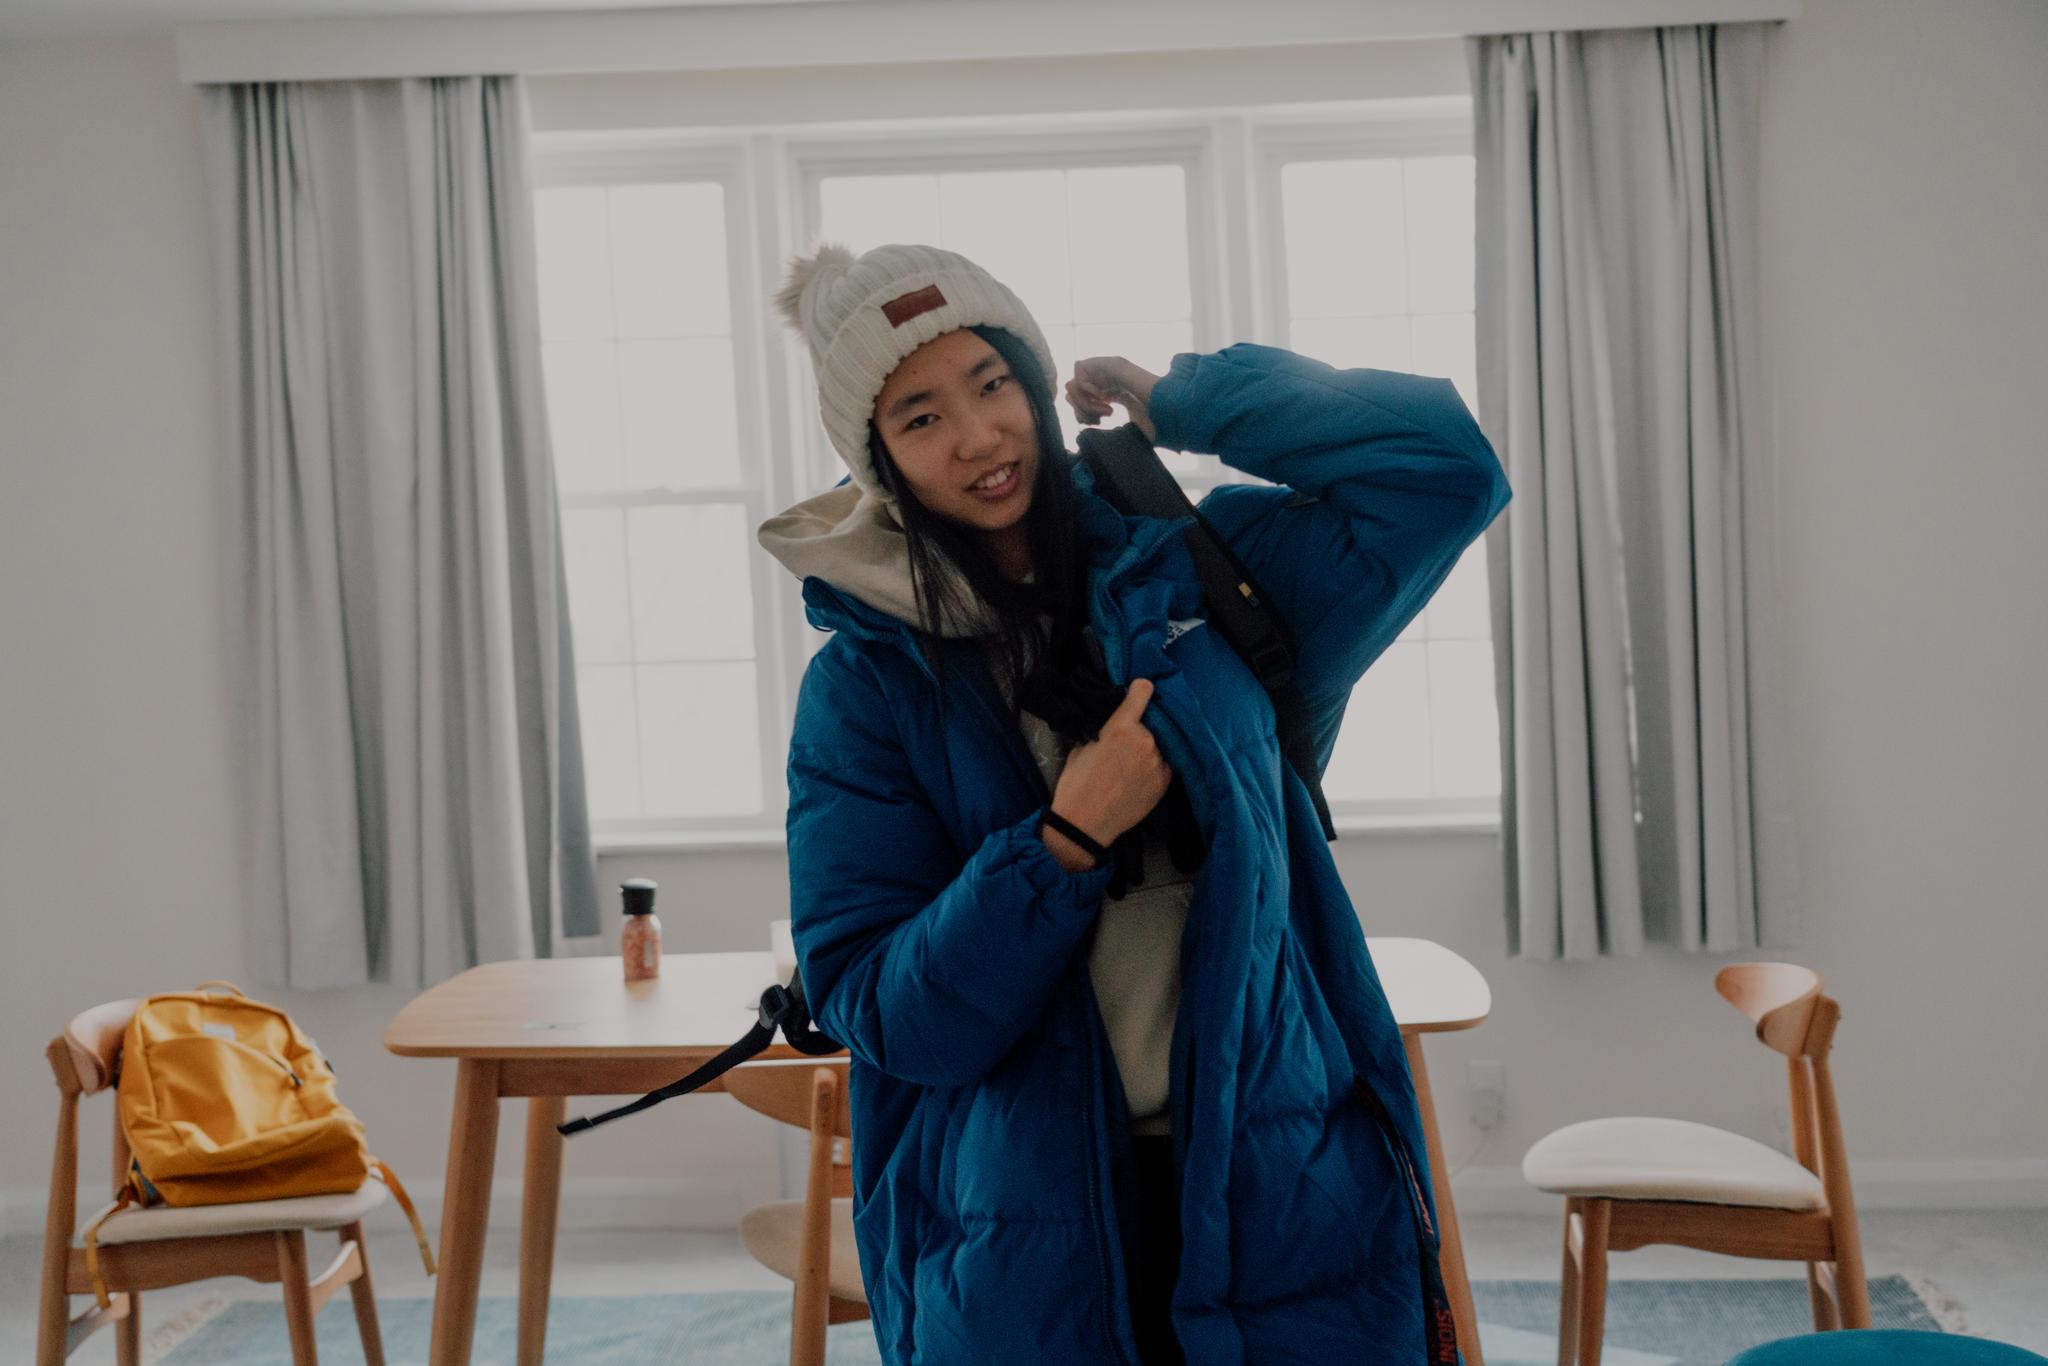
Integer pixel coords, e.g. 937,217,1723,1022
903,376,1005,432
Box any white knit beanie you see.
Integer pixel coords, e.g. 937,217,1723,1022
772,241,1059,502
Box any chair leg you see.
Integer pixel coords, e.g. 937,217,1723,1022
1575,1200,1612,1366
791,1072,837,1366
342,1222,387,1366
276,1231,320,1366
39,1091,81,1366
115,1290,141,1366
1834,1253,1872,1330
790,1282,827,1366
1828,1210,1873,1330
1556,1199,1582,1366
1806,1261,1841,1331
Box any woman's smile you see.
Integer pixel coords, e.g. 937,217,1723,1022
965,460,1022,501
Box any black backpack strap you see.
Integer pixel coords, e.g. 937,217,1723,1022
558,972,842,1137
1077,424,1338,842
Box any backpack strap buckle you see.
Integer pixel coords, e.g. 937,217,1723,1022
1243,634,1296,689
757,982,798,1033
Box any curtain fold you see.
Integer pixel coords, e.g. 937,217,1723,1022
203,76,599,988
1468,24,1803,959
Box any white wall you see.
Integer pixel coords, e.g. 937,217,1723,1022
2,0,2044,1263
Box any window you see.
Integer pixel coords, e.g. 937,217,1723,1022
1256,123,1496,813
533,103,1497,848
534,150,779,837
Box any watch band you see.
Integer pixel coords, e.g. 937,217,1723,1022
1040,806,1110,869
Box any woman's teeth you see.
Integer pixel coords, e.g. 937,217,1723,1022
970,463,1017,492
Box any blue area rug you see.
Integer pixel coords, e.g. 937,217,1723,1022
156,1276,1946,1365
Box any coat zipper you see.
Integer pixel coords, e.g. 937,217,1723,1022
961,644,1133,1364
1082,1053,1134,1366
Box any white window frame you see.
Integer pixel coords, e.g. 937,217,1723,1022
535,97,1499,852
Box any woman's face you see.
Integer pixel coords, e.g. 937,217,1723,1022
872,329,1038,536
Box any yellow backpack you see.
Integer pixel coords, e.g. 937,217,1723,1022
82,982,434,1305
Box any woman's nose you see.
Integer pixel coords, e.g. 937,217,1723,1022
961,417,1005,463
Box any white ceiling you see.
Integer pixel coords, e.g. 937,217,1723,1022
0,0,847,40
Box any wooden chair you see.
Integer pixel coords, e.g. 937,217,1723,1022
1522,963,1871,1366
725,1061,868,1366
37,999,390,1366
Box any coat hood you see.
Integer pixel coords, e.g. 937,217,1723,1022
756,479,1004,639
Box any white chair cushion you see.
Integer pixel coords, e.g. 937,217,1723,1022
739,1197,867,1304
1522,1116,1827,1212
85,1178,388,1245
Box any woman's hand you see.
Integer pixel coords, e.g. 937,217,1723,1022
1042,678,1174,872
1066,356,1161,444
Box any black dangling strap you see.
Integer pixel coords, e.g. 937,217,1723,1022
558,976,842,1137
1354,1077,1463,1364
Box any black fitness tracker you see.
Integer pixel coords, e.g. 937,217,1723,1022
1040,806,1111,869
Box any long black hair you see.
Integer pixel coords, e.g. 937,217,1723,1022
867,324,1092,711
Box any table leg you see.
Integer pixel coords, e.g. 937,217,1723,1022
1404,1032,1484,1366
428,1059,500,1366
518,1096,566,1366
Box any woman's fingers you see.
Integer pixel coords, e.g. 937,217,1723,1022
1065,378,1115,425
1068,357,1158,441
1111,677,1154,721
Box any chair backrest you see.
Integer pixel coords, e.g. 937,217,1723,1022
51,999,141,1096
1714,963,1827,1057
725,1061,853,1141
1714,962,1855,1211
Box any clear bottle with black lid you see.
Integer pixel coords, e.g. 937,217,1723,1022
620,878,661,982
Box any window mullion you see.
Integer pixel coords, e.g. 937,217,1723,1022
746,130,807,824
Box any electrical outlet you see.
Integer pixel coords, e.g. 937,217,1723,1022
1768,1099,1792,1155
1468,1060,1506,1129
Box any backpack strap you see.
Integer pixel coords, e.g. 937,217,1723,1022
80,1181,140,1310
370,1158,437,1276
557,971,842,1137
82,1158,437,1304
1076,423,1338,842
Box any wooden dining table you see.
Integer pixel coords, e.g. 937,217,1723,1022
385,936,1493,1366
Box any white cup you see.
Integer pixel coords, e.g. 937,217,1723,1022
770,918,799,983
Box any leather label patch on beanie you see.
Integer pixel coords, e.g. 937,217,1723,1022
881,284,947,327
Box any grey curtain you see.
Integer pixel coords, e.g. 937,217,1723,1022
1467,24,1802,959
203,76,599,988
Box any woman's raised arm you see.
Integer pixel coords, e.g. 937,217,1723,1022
1165,343,1513,770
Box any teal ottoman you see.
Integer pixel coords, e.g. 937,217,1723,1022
1727,1332,2048,1366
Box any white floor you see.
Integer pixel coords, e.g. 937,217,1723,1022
8,1210,2046,1363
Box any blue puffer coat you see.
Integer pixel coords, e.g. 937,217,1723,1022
782,343,1511,1364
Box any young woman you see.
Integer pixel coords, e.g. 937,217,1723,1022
759,241,1510,1365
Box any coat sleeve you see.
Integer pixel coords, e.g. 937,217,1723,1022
1157,343,1513,769
783,643,1116,1088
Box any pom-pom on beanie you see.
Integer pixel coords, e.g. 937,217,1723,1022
772,241,1059,501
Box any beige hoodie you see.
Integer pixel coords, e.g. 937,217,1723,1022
758,481,1189,1136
